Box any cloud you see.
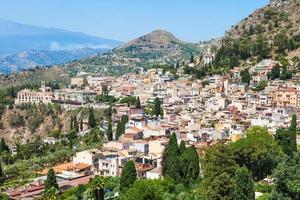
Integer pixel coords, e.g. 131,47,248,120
49,41,112,50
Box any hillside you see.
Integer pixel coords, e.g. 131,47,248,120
0,48,106,74
63,29,201,73
214,0,300,67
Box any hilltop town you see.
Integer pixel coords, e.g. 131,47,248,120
0,0,300,199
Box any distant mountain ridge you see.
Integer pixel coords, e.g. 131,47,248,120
0,19,122,55
0,19,123,73
0,48,106,74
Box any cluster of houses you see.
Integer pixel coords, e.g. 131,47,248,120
12,58,300,183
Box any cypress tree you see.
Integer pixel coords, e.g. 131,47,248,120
44,168,59,197
74,116,79,133
289,114,297,153
0,138,9,154
234,167,255,200
120,160,137,191
70,116,74,130
153,97,162,117
275,114,297,156
88,107,96,128
289,114,297,133
115,121,122,140
162,133,181,183
241,68,251,85
136,97,141,109
121,115,128,135
179,140,186,155
179,145,200,185
107,119,113,141
80,118,83,131
0,162,4,185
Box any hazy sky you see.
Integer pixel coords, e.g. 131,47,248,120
0,0,269,42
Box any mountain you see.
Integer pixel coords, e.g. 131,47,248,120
0,19,123,73
64,29,201,73
0,19,122,55
214,0,300,66
0,48,106,74
114,29,195,59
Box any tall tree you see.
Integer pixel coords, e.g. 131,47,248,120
0,138,9,154
135,97,141,109
44,168,59,198
85,176,105,200
179,140,186,155
289,114,297,133
231,130,281,180
120,160,137,192
199,173,235,200
179,145,200,185
0,162,4,185
153,97,162,117
115,121,123,140
80,118,83,131
107,119,113,141
73,116,79,133
271,152,300,200
275,115,297,156
121,115,128,134
201,142,237,182
190,54,194,63
70,115,74,130
234,167,255,200
241,68,251,85
162,133,181,183
88,107,96,128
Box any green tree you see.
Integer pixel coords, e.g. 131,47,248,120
271,152,300,200
234,167,255,200
119,178,175,200
44,168,59,198
70,115,74,130
153,97,162,117
275,115,297,156
80,118,83,131
201,142,237,182
289,114,297,133
190,54,194,63
121,115,128,134
241,68,251,85
0,162,4,185
107,119,113,141
0,138,9,154
231,129,282,180
120,160,137,191
67,130,78,148
88,107,96,128
199,172,235,200
179,145,200,185
85,176,105,200
267,64,281,80
115,121,122,140
179,140,186,155
162,133,181,183
135,97,141,109
73,116,79,133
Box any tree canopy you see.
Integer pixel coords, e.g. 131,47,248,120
120,160,137,192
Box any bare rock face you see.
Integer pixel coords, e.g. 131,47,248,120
269,0,292,7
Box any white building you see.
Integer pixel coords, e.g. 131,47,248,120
15,82,53,105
